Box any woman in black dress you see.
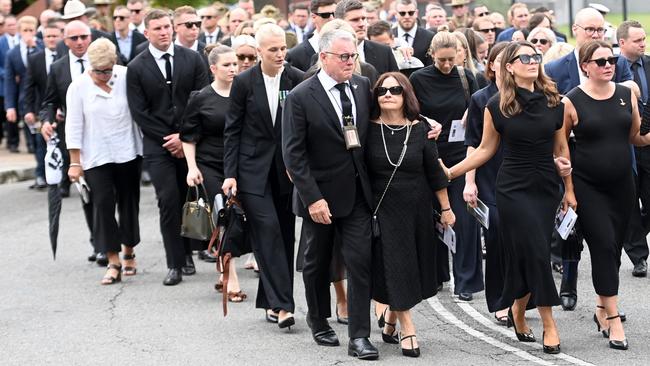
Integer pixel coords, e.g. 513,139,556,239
410,31,483,302
564,40,650,350
369,72,455,358
442,41,575,354
181,45,246,302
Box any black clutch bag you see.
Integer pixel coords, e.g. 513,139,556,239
180,184,214,241
640,102,650,136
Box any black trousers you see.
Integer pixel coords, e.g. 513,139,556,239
625,146,650,264
239,172,295,313
146,153,191,269
0,97,6,145
84,157,142,253
302,182,372,339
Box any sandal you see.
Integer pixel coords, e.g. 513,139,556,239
101,263,122,285
227,291,247,303
122,253,137,276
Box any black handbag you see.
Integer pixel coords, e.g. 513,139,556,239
180,184,214,241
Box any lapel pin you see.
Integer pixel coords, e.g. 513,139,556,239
620,98,626,106
352,84,358,89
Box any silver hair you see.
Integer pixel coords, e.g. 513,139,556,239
231,34,257,50
255,23,286,46
319,29,356,53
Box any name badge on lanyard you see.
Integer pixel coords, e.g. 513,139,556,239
343,115,361,149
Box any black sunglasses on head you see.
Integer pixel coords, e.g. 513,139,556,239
315,12,335,19
376,86,404,96
589,56,618,67
530,38,549,45
511,53,543,64
113,16,126,21
398,11,416,16
67,34,90,41
180,21,202,29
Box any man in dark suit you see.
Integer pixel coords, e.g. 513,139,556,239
545,7,636,312
173,6,209,69
286,0,337,72
198,5,224,45
282,28,378,360
618,20,650,278
222,23,303,329
110,5,147,65
0,15,19,152
126,9,209,286
392,0,434,66
336,0,398,75
286,2,312,44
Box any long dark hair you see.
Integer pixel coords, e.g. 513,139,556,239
370,72,420,122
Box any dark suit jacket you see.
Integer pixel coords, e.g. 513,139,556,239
4,44,44,114
282,73,373,218
363,40,399,75
127,45,210,155
109,30,147,65
391,27,434,66
286,38,316,72
38,55,72,121
55,28,110,56
545,51,633,94
223,63,305,196
0,35,13,97
24,50,51,116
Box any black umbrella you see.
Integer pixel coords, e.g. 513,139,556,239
48,183,62,259
44,103,63,260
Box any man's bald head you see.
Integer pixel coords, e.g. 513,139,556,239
64,20,91,37
574,7,603,26
573,7,605,47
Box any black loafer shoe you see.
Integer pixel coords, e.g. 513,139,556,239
313,328,340,347
560,294,577,311
348,337,379,360
96,252,108,267
88,252,97,262
163,268,182,286
198,249,218,262
632,259,647,277
458,293,473,301
182,254,196,275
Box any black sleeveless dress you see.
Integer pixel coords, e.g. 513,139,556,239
567,84,635,296
487,88,563,307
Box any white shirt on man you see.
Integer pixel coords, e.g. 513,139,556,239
44,48,57,74
148,43,174,79
129,22,145,33
396,26,417,47
317,69,357,126
68,50,90,81
203,28,221,44
174,38,198,52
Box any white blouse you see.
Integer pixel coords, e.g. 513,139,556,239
65,64,143,170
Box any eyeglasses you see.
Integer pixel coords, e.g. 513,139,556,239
476,12,490,17
588,56,618,67
325,52,358,62
530,38,549,45
180,21,202,29
201,15,215,20
575,24,606,36
113,16,126,21
510,53,543,64
435,57,456,64
67,34,90,41
92,68,113,75
236,54,257,62
398,11,416,17
315,12,335,19
129,9,142,14
478,28,496,33
376,86,404,96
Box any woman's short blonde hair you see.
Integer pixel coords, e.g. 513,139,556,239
87,38,117,69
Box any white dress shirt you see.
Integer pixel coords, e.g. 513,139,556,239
203,28,221,44
45,48,57,74
149,43,174,80
308,32,320,53
290,22,306,44
263,67,283,125
317,69,357,126
5,33,20,49
175,38,198,52
68,51,89,81
128,22,145,33
396,26,417,47
357,40,366,63
574,48,587,85
65,65,143,170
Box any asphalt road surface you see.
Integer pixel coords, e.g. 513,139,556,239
1,181,649,365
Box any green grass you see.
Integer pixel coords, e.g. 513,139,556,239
556,12,650,44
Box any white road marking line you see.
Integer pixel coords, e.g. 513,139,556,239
428,297,556,365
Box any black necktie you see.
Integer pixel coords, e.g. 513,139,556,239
207,35,213,44
52,52,57,61
404,33,411,44
77,58,85,73
334,83,353,125
162,53,172,89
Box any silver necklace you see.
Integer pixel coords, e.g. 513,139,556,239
379,117,407,135
380,119,412,167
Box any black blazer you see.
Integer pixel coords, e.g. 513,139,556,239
286,38,316,72
38,55,72,121
126,45,210,155
363,40,399,75
282,73,373,218
223,63,305,196
391,27,434,66
55,28,110,55
109,30,147,65
24,50,51,116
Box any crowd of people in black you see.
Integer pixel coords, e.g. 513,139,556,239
6,0,650,360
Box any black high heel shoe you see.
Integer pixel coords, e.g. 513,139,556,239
381,321,399,344
507,308,536,342
606,314,629,350
278,313,295,329
399,333,420,358
542,331,561,354
593,305,609,338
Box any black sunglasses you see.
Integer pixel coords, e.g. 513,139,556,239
67,34,90,41
589,56,618,67
376,86,404,96
129,9,142,14
237,54,257,62
325,52,359,62
315,12,335,19
398,11,416,16
511,53,543,64
92,68,113,75
180,21,202,29
201,15,214,20
476,11,490,17
478,27,496,33
530,38,549,45
113,16,126,21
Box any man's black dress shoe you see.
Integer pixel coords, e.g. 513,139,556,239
182,254,196,275
59,187,70,198
96,252,108,267
163,269,182,286
312,328,340,346
458,293,473,301
198,249,217,262
348,337,379,360
88,252,97,262
560,261,578,310
560,294,577,311
632,259,647,277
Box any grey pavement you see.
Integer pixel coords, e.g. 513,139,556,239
1,181,649,365
0,137,36,184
